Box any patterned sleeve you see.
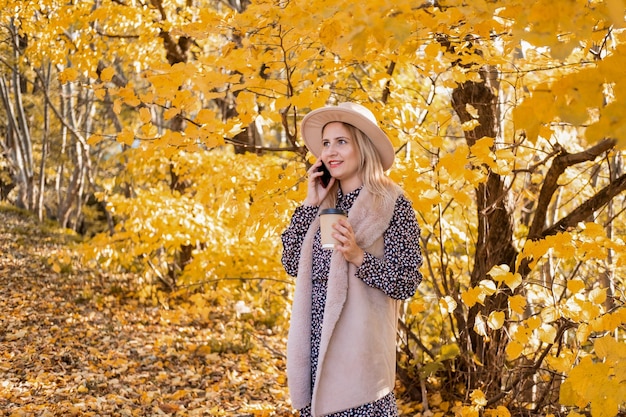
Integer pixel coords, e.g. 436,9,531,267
356,195,423,300
281,205,319,277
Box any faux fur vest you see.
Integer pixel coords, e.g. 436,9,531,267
287,184,403,416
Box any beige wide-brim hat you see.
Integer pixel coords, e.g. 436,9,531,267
301,102,395,171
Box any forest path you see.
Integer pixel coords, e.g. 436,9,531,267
0,205,293,416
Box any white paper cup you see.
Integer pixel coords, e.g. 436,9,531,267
319,208,347,249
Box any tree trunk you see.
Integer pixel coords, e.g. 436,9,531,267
451,70,517,397
37,63,52,222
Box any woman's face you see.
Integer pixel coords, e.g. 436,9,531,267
320,122,362,192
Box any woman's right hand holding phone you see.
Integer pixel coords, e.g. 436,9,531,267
303,160,334,207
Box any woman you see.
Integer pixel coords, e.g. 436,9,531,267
281,102,423,417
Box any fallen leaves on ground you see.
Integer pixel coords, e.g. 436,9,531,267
0,205,295,416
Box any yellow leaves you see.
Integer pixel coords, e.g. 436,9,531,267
438,148,469,180
436,137,514,187
470,389,487,407
100,67,115,83
488,264,522,291
440,343,461,361
603,0,626,28
593,335,626,362
589,287,607,305
409,299,426,315
487,311,505,330
526,315,541,330
590,310,626,334
116,84,141,107
567,279,586,294
138,107,152,124
319,18,343,50
116,129,135,146
560,354,626,417
57,67,79,84
462,286,486,308
518,231,574,270
458,391,513,417
163,107,180,121
195,108,217,124
462,119,481,132
484,406,511,417
540,305,560,323
506,340,524,361
576,323,592,344
0,207,294,415
512,88,555,143
439,295,458,315
461,279,497,307
546,351,575,373
508,295,527,315
473,313,488,337
538,323,557,344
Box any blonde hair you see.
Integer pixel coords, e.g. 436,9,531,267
322,123,396,207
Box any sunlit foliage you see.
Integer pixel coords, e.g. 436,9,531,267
1,0,625,415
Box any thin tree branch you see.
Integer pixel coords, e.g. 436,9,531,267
528,138,617,240
485,319,574,406
542,171,626,237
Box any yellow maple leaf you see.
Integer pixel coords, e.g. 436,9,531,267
87,134,105,146
117,129,135,146
438,151,468,179
594,334,626,361
409,300,426,315
508,295,527,315
470,389,487,407
100,66,115,82
94,88,106,100
526,315,541,330
58,67,79,84
462,286,483,307
545,353,574,373
139,107,152,124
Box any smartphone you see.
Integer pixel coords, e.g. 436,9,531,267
317,162,332,188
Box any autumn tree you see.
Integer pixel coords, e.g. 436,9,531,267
2,0,626,416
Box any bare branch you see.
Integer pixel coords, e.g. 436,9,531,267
542,171,626,237
528,138,617,240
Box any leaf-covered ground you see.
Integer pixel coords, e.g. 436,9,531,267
0,205,295,416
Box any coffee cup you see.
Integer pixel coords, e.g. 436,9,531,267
319,208,348,249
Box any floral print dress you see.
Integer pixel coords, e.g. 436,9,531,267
281,187,423,417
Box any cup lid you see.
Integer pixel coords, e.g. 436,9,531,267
320,208,347,215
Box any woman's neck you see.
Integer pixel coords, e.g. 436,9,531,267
339,178,363,195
